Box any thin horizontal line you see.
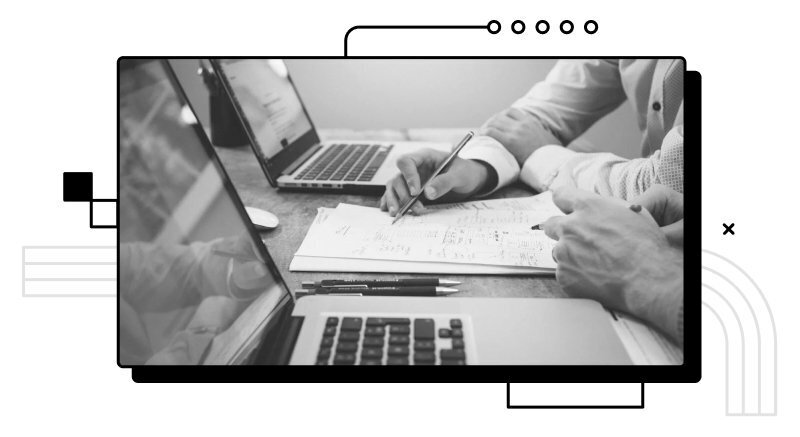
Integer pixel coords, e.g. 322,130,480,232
24,278,116,282
22,246,116,249
22,294,115,298
24,262,116,265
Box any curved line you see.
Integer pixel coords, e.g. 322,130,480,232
344,24,488,56
703,302,730,414
703,265,761,411
703,284,747,413
704,249,778,415
703,249,778,347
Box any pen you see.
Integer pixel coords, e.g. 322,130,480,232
301,278,461,289
392,131,475,224
295,286,459,297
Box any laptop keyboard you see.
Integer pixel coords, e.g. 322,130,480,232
316,316,468,365
294,144,393,182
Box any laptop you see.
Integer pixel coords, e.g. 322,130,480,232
209,58,452,194
118,58,632,366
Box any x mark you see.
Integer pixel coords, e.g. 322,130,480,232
723,223,735,235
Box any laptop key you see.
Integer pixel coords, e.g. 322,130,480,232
414,352,436,364
451,339,465,349
364,326,386,337
323,326,337,337
320,337,334,348
389,335,409,345
451,328,463,338
360,348,383,359
362,337,384,348
441,359,466,366
440,349,466,360
450,319,462,329
388,346,409,356
389,325,410,335
414,319,435,340
316,359,329,365
387,357,409,365
341,317,363,331
336,342,358,353
339,331,360,342
318,348,331,359
366,317,411,326
414,340,435,351
326,317,339,326
438,328,451,338
361,359,382,365
333,353,356,365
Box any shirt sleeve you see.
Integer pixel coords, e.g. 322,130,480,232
512,59,629,145
520,125,684,200
458,134,520,195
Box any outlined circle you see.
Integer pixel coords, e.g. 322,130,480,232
511,20,526,34
535,20,550,34
584,20,598,34
560,20,574,34
487,20,501,34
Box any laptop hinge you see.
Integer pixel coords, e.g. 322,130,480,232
284,144,323,176
253,309,304,365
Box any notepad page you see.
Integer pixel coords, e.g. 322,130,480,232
295,200,560,269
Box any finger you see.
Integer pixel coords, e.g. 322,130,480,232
424,172,462,200
631,184,683,226
384,184,401,216
396,156,422,195
483,127,511,146
541,215,567,240
379,193,387,211
391,176,414,211
550,186,592,214
505,107,527,120
662,219,684,247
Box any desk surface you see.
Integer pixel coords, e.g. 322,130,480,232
215,128,564,299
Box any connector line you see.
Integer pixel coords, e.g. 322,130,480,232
89,198,117,229
506,383,645,409
344,24,489,56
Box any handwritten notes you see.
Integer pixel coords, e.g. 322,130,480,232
293,193,562,272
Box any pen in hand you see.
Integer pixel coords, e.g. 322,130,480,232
392,131,475,224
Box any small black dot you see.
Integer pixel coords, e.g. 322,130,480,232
652,101,662,111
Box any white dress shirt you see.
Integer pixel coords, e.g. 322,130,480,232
459,59,685,200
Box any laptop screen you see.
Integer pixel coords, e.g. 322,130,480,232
118,59,289,366
215,59,314,160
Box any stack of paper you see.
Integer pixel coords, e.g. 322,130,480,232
290,192,563,275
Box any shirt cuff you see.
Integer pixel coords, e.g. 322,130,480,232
519,145,577,192
458,135,520,195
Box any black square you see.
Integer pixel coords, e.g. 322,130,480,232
63,172,93,202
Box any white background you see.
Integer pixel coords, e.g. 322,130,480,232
1,0,798,435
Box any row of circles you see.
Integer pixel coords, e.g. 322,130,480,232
487,20,597,35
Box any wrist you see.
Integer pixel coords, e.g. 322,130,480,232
469,160,497,196
622,247,684,342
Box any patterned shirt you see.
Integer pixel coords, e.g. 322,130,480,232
459,59,685,200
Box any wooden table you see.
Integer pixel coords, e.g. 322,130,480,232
215,129,564,299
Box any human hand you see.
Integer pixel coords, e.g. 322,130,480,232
630,184,684,247
479,108,561,164
202,234,272,300
542,187,684,342
379,148,490,216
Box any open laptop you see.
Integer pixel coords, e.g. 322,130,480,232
118,58,632,366
209,58,452,194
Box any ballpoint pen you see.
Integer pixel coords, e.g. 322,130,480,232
392,131,475,224
301,278,461,289
295,286,459,297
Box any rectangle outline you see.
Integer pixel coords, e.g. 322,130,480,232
506,383,645,409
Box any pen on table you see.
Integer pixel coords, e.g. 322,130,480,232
301,278,461,289
391,131,475,224
295,286,459,297
530,204,645,231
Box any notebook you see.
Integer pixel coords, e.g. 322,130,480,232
290,192,562,275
